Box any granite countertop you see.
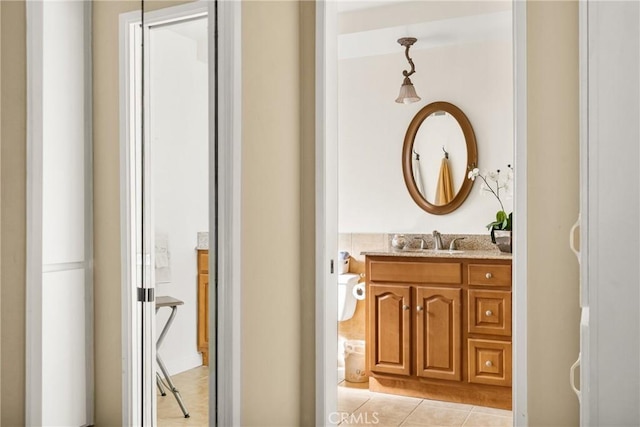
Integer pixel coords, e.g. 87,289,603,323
361,249,512,260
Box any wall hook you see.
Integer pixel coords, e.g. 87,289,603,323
442,146,449,159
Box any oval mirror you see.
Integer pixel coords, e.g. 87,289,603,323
402,101,478,215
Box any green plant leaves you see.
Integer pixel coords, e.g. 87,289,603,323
486,210,512,231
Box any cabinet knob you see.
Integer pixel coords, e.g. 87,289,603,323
485,360,493,368
403,305,410,311
485,272,493,279
485,310,493,317
417,306,424,312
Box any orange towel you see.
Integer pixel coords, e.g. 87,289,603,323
435,157,454,205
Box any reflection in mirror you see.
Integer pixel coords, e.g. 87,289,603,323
140,0,210,424
412,111,467,205
402,101,478,215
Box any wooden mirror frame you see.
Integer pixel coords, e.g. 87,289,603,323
402,101,478,215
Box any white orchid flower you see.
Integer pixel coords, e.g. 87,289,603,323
469,165,514,222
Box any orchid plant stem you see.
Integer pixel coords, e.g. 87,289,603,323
479,175,505,212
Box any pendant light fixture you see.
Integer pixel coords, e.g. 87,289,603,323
395,37,421,104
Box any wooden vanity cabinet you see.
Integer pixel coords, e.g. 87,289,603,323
197,249,209,366
365,255,512,409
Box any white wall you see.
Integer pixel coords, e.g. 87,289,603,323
150,21,208,375
338,39,513,234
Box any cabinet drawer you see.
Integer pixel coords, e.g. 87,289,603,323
468,290,512,336
369,261,461,284
198,251,209,273
468,339,512,387
468,264,511,287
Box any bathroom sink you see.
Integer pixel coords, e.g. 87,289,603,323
442,249,465,254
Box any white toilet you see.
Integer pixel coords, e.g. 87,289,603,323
337,273,360,382
338,273,360,321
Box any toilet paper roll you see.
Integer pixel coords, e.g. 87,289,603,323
352,283,366,300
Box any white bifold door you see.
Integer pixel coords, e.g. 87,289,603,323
26,1,93,425
575,1,640,425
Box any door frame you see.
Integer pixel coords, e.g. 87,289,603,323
119,1,242,424
315,2,528,425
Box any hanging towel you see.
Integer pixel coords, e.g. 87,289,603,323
435,157,454,205
155,232,172,284
413,154,425,196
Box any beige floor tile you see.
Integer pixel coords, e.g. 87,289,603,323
420,398,474,412
338,383,372,414
337,380,511,427
157,366,209,427
368,391,422,405
471,405,512,417
400,401,470,427
346,394,422,427
462,412,512,427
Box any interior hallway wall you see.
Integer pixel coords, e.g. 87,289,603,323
299,1,316,424
0,0,26,424
241,1,304,424
92,1,138,424
526,1,580,425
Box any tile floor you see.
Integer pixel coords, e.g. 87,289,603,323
337,381,512,427
157,366,209,426
156,366,512,427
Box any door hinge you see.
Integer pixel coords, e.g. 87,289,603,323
330,259,334,274
137,287,155,303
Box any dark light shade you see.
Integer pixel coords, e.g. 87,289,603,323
395,76,421,104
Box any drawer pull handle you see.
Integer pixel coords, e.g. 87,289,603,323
416,306,424,312
485,272,493,279
485,361,493,367
402,305,410,311
485,310,493,317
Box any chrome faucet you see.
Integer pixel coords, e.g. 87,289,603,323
449,237,466,251
432,230,444,250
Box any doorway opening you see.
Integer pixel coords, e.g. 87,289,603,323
317,1,528,425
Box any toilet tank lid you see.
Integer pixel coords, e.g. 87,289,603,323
338,273,360,285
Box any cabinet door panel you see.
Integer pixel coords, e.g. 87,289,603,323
367,284,411,376
198,251,209,273
415,286,461,381
198,273,209,365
